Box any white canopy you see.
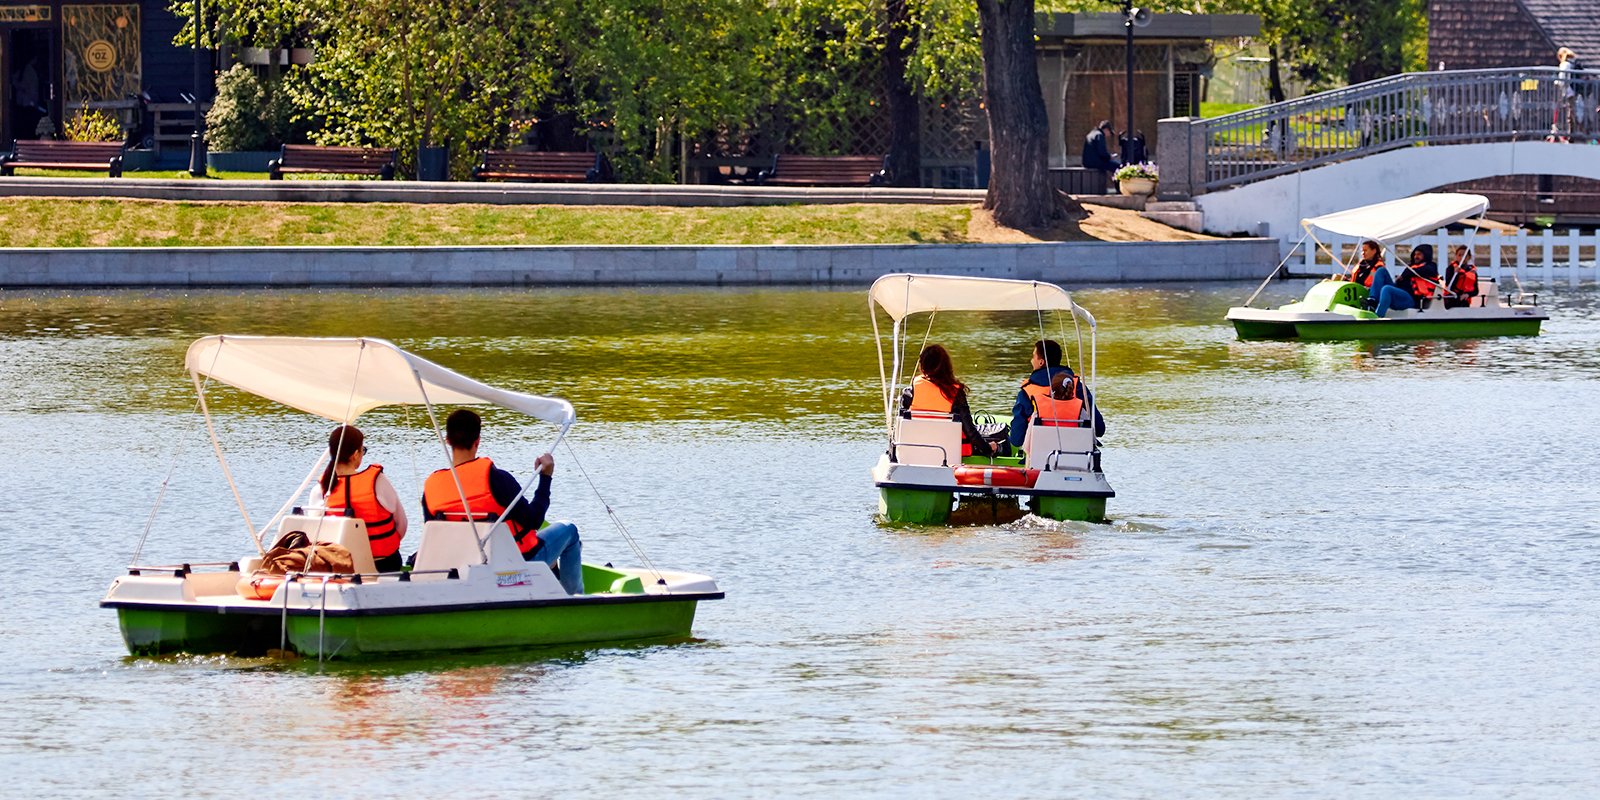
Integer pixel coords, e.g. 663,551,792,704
184,336,576,426
869,273,1093,327
1301,193,1489,245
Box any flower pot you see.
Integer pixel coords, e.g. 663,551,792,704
1119,177,1157,197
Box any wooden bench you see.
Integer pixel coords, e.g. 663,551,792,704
1048,166,1110,195
268,144,398,180
756,154,890,187
472,151,612,182
0,140,126,177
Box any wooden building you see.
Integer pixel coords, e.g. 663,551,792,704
1,0,191,145
1035,12,1259,168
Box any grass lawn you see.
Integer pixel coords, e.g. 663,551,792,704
1200,102,1258,118
0,197,975,247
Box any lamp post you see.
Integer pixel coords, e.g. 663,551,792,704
188,0,207,177
1121,0,1135,165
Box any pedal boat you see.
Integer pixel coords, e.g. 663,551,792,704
1227,193,1547,341
868,274,1114,525
100,336,723,660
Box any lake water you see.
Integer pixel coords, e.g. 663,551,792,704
2,283,1598,798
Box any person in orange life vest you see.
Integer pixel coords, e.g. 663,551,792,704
1008,339,1105,450
319,425,408,572
899,344,995,458
1344,240,1386,289
1444,245,1479,308
1399,244,1441,302
421,408,583,595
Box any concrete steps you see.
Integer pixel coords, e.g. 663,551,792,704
1140,200,1204,233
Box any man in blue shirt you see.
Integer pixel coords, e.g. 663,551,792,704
1008,339,1106,451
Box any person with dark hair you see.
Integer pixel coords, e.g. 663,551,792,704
421,408,583,594
1399,244,1441,304
1344,240,1385,288
900,344,995,458
1083,120,1121,173
319,424,408,572
1008,339,1105,451
1444,245,1479,308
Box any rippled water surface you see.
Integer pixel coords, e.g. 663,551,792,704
2,283,1598,798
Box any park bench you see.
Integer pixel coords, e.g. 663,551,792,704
471,151,612,182
0,140,126,177
756,154,891,187
1050,166,1110,195
268,144,398,180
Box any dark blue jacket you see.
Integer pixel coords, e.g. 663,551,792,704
1009,366,1107,446
1083,128,1119,171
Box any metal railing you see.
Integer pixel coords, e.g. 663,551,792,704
1200,67,1600,191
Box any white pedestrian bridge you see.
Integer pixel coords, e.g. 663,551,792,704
1155,67,1600,245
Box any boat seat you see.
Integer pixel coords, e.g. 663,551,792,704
1022,423,1095,472
892,417,962,467
278,513,378,575
412,519,527,578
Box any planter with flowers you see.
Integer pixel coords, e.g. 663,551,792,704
1114,162,1159,197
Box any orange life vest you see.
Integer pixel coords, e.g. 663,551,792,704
1024,375,1085,426
909,376,975,456
1449,262,1478,297
422,457,538,556
909,376,955,415
325,465,400,559
1351,258,1384,289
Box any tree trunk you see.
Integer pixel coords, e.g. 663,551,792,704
883,0,921,187
1267,44,1286,104
976,0,1060,229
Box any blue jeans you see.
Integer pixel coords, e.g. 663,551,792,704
1373,286,1414,317
528,521,583,594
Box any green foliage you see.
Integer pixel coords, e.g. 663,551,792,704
288,0,558,179
63,109,123,142
206,64,271,151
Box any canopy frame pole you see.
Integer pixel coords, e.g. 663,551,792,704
1244,231,1309,307
488,419,574,544
191,370,262,555
412,368,489,565
871,295,894,438
256,451,329,551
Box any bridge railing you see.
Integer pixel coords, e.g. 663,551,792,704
1294,227,1600,287
1199,67,1600,191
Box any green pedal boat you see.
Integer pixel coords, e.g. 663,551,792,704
1227,193,1547,341
868,274,1115,525
101,336,722,660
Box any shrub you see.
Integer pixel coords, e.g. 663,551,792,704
64,109,123,142
206,64,272,151
1114,162,1159,182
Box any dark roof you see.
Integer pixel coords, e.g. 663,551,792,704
1518,0,1600,62
1035,12,1260,41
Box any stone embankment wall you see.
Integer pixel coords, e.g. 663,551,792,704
0,240,1276,287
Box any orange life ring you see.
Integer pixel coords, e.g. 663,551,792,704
237,572,285,601
953,465,1039,488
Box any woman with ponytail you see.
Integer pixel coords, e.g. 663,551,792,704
319,424,408,572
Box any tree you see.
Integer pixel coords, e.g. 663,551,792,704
289,0,558,178
976,0,1064,229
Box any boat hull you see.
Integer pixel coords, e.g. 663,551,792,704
1288,316,1543,340
874,453,1112,525
113,595,710,659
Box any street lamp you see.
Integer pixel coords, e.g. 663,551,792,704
188,0,207,177
1120,1,1150,163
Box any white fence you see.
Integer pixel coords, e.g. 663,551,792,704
1296,229,1600,286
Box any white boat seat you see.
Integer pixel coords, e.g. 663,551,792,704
275,513,379,575
892,417,962,467
1023,422,1095,472
412,520,527,578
